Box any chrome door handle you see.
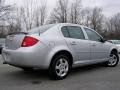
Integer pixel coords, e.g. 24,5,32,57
71,41,77,45
92,44,96,46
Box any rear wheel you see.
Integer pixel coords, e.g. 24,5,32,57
49,54,71,80
106,51,119,67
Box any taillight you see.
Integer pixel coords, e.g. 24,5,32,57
21,36,39,47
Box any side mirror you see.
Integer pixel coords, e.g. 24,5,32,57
101,38,107,43
107,40,113,44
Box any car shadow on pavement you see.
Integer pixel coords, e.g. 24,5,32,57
11,68,49,80
71,63,106,75
3,63,108,81
69,63,109,78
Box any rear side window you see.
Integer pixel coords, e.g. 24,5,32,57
28,24,55,34
61,26,85,39
61,26,69,37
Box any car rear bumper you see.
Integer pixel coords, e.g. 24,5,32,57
2,47,50,69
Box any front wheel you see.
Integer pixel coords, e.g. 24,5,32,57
106,52,119,67
49,54,71,80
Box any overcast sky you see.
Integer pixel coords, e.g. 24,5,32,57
5,0,120,17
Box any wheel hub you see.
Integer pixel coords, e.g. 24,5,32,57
108,54,117,66
55,58,69,77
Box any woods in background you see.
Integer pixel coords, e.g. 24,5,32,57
0,0,120,39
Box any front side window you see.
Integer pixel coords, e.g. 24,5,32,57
84,28,102,42
61,26,85,39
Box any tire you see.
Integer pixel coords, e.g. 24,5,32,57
49,54,71,80
106,51,119,67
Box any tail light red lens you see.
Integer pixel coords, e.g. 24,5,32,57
21,36,39,47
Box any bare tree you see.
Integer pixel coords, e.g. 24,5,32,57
0,0,13,21
34,0,47,27
81,8,92,27
49,0,69,23
22,0,36,30
90,7,104,32
69,0,82,24
5,7,25,34
0,0,13,36
81,7,104,33
105,13,120,39
4,0,36,33
13,0,48,31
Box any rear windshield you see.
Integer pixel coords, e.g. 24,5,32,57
28,24,55,34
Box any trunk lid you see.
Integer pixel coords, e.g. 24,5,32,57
5,32,27,50
5,24,55,50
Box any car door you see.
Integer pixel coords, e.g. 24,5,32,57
61,26,90,62
84,28,108,60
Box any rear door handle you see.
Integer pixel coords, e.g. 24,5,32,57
92,44,96,46
71,41,77,45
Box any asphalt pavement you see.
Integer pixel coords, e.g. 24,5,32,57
0,55,120,90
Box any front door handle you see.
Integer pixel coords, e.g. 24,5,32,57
71,41,77,45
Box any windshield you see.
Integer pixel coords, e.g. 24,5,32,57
28,24,55,35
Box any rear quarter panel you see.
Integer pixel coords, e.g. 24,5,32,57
38,25,73,68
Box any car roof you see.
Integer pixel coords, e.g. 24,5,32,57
53,23,82,27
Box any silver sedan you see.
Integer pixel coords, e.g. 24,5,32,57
2,23,119,80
